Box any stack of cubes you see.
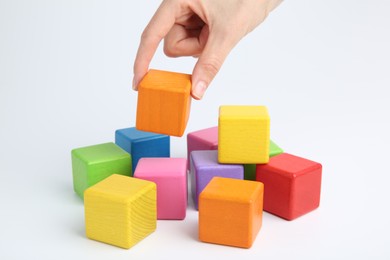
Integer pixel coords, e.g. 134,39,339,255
72,126,187,249
189,105,322,248
71,69,322,250
71,69,193,249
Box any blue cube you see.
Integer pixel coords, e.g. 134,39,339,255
115,127,170,174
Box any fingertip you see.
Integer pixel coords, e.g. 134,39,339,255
191,92,202,100
191,80,207,100
132,77,138,91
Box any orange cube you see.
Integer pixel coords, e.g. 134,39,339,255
199,177,264,248
136,69,192,137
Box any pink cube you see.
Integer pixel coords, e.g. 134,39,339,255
187,126,218,169
134,158,187,220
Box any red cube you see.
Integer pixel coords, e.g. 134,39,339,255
256,153,322,220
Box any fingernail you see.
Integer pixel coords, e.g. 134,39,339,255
192,81,207,99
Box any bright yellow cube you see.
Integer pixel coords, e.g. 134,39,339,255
218,106,270,164
84,174,156,249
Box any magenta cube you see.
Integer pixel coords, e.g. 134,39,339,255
134,158,187,220
187,126,218,169
190,150,244,210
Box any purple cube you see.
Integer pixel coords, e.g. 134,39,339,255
187,126,218,170
190,150,244,210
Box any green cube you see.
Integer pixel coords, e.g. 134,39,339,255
243,164,257,181
71,142,132,199
269,140,284,157
244,140,283,180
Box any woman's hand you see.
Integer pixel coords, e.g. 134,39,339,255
133,0,283,99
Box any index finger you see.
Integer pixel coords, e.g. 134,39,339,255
133,1,177,90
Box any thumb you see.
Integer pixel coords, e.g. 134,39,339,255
191,33,235,100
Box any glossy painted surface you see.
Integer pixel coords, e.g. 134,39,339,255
190,150,243,210
199,177,264,248
134,158,187,220
218,105,270,163
136,69,192,137
71,142,131,199
244,140,284,180
115,127,170,173
186,126,218,169
84,174,156,249
256,153,322,220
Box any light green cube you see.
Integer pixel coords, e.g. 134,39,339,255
71,142,132,199
269,140,284,157
244,140,284,180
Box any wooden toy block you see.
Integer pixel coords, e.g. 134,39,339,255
134,158,187,220
244,140,284,180
115,127,170,174
190,150,243,210
256,153,322,220
269,140,284,157
136,69,192,137
187,125,282,176
218,105,270,164
84,174,156,249
199,177,264,248
71,142,131,199
186,126,218,169
243,164,257,181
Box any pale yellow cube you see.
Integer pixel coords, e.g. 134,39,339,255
218,106,270,164
84,174,156,249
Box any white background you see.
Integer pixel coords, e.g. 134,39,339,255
1,0,389,259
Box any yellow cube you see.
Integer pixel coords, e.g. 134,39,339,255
84,174,156,249
218,106,270,164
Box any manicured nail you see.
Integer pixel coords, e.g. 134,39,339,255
193,81,207,99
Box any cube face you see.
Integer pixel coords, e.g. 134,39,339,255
71,142,131,199
269,140,284,157
115,127,170,174
244,140,284,180
84,174,156,249
218,106,270,164
199,177,264,248
256,153,322,220
244,164,257,181
136,69,192,137
71,155,88,197
85,192,130,248
187,126,218,169
134,158,187,220
293,167,322,217
190,150,243,210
